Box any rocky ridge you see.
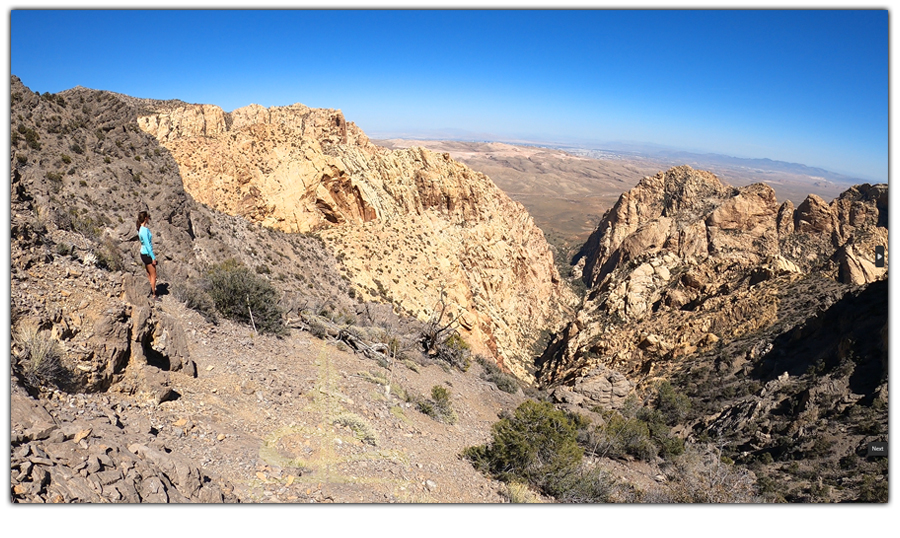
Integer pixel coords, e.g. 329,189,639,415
8,75,573,504
535,165,888,501
137,102,576,380
9,75,889,503
542,165,886,386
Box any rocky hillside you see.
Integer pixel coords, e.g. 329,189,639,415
136,102,576,380
9,75,537,503
540,165,886,383
9,75,888,504
536,165,888,501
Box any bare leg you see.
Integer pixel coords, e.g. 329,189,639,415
147,263,157,298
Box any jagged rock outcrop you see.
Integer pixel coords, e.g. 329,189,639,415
542,166,887,399
137,102,576,380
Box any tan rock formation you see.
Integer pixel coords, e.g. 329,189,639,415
138,103,575,380
541,166,887,397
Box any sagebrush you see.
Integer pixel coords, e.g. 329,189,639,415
204,259,286,334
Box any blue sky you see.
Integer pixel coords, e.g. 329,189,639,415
10,9,888,181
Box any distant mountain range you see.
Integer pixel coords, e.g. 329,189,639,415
628,149,866,185
371,131,875,185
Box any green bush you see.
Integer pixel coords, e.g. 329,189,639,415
172,280,218,324
204,259,285,334
417,385,457,424
551,465,615,503
432,332,471,371
858,475,889,503
463,400,584,496
637,407,685,458
587,411,657,460
20,125,41,150
61,154,72,164
656,380,692,425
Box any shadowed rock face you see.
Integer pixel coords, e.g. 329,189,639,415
540,165,887,406
138,102,577,380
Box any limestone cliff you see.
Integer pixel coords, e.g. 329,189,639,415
541,166,887,403
138,103,576,380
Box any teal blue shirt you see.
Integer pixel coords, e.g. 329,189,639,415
139,225,155,260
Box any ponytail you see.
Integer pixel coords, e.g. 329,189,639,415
136,211,149,232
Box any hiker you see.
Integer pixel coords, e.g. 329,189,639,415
137,210,159,301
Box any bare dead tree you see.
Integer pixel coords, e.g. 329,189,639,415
420,285,463,355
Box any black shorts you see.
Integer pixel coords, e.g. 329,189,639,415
140,254,154,265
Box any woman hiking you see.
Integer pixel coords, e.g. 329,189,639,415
137,211,159,301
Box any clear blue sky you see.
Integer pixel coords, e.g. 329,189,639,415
10,9,888,181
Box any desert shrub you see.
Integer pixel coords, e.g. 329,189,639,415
655,380,692,425
551,465,616,503
503,481,542,503
307,318,331,340
433,332,471,371
417,385,457,424
587,411,657,460
12,322,73,393
16,154,28,165
664,443,759,503
56,242,72,256
463,400,584,496
205,259,286,335
475,355,519,393
61,154,72,164
858,475,888,503
171,280,218,324
94,238,124,272
333,412,377,446
358,370,389,385
584,397,685,462
70,212,101,241
636,407,685,458
21,125,41,150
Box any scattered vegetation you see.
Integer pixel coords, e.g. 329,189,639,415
12,322,73,394
660,444,759,503
419,287,471,371
333,412,378,446
172,280,219,324
464,400,614,502
503,481,542,503
582,389,686,462
204,259,286,335
475,355,519,393
416,385,457,425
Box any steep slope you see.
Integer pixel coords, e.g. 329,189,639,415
542,165,886,386
536,165,888,501
137,103,576,380
9,76,538,504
